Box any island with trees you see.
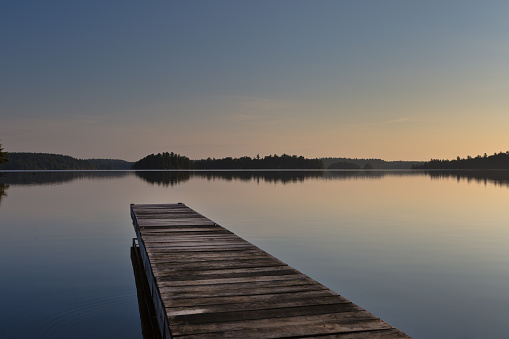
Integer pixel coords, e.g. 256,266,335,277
131,152,194,170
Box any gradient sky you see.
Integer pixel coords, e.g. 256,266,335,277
2,1,509,161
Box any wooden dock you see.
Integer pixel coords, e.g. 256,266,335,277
130,203,411,338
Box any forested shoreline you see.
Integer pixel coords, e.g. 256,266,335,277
322,157,421,169
413,151,509,169
1,152,324,170
0,153,133,170
194,154,324,170
3,151,509,171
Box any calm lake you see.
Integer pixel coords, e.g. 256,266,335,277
1,170,508,338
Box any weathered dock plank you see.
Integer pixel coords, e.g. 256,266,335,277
131,203,411,338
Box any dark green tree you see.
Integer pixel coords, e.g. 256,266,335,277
132,152,194,170
0,141,7,164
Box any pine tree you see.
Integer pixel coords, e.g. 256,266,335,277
0,141,8,164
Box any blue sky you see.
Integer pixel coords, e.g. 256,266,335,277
2,1,509,161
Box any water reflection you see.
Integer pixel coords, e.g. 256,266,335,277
427,170,509,187
196,170,325,183
0,171,130,186
323,170,396,181
130,240,161,339
134,171,191,187
1,170,509,189
134,170,413,186
2,169,509,338
0,183,8,207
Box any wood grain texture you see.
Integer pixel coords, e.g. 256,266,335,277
131,203,411,338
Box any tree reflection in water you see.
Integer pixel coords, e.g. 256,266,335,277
134,171,191,187
0,183,8,207
0,169,508,191
427,170,509,188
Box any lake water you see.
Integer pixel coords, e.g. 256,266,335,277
1,170,509,338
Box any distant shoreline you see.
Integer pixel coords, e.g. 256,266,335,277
0,152,423,171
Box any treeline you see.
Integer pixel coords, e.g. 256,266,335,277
0,153,133,170
1,153,95,170
86,159,133,170
193,154,324,169
414,151,509,169
327,161,361,169
321,157,422,169
327,161,375,169
131,152,194,170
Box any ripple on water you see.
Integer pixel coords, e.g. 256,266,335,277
40,293,138,338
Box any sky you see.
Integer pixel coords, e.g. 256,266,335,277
1,1,509,162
